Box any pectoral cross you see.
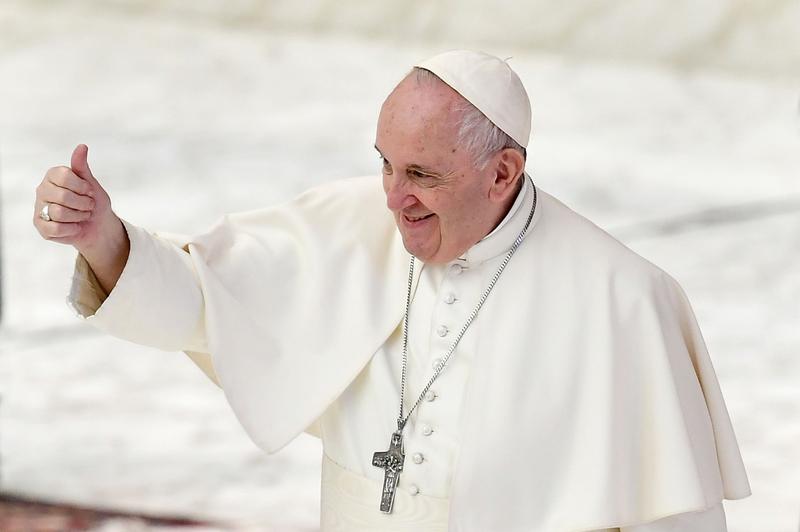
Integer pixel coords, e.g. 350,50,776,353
372,430,405,513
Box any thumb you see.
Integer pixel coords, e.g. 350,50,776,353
70,143,97,183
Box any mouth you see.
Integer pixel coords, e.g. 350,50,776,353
404,213,435,223
400,212,436,229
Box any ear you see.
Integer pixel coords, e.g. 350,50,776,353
488,148,525,203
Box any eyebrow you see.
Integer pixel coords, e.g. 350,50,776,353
374,145,443,176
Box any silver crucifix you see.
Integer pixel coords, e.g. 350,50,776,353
372,430,405,513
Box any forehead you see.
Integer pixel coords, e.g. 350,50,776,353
376,76,463,153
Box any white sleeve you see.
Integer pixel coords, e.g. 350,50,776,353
66,218,208,355
620,503,727,532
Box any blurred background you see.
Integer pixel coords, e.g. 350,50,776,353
0,0,798,530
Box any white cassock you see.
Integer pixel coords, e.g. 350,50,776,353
69,175,751,532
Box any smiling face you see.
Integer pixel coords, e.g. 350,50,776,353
376,75,521,264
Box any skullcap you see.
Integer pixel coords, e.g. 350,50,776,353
414,50,531,148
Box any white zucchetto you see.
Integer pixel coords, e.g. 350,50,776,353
414,50,532,148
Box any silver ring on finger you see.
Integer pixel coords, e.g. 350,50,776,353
39,202,52,222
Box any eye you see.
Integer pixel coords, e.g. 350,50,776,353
408,169,436,181
379,156,393,174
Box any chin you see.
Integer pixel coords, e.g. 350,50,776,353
400,237,434,263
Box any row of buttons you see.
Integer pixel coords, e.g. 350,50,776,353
408,425,432,495
439,269,458,349
407,266,462,498
408,397,436,497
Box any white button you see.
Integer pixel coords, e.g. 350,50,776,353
421,424,433,436
444,293,456,304
413,452,424,464
432,358,442,370
409,484,419,496
424,390,436,402
436,325,449,337
449,264,463,275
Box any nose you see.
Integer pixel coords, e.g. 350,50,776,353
384,174,417,212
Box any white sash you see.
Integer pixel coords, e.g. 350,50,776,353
320,453,449,532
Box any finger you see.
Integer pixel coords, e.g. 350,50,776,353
40,183,95,212
70,144,98,185
46,166,94,197
40,203,92,223
36,220,82,240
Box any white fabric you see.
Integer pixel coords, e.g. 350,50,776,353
313,175,728,531
414,50,532,148
319,258,462,498
320,176,532,499
319,452,727,532
321,453,450,532
67,175,750,531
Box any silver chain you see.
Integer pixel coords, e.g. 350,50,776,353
397,176,538,431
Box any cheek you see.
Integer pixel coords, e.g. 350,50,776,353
438,193,480,231
419,188,444,211
434,192,463,219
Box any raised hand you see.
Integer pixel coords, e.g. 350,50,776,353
34,144,129,293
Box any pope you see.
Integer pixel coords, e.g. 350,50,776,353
32,50,750,531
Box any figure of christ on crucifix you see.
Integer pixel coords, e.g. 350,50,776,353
372,430,405,513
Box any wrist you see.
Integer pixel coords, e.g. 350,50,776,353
78,215,130,271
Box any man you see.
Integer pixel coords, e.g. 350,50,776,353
33,50,750,531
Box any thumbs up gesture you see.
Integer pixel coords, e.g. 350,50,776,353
34,144,129,291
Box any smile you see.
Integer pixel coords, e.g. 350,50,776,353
404,213,435,222
400,212,436,229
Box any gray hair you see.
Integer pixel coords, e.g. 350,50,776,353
411,67,526,170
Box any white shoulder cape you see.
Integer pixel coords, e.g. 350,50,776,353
83,176,750,531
